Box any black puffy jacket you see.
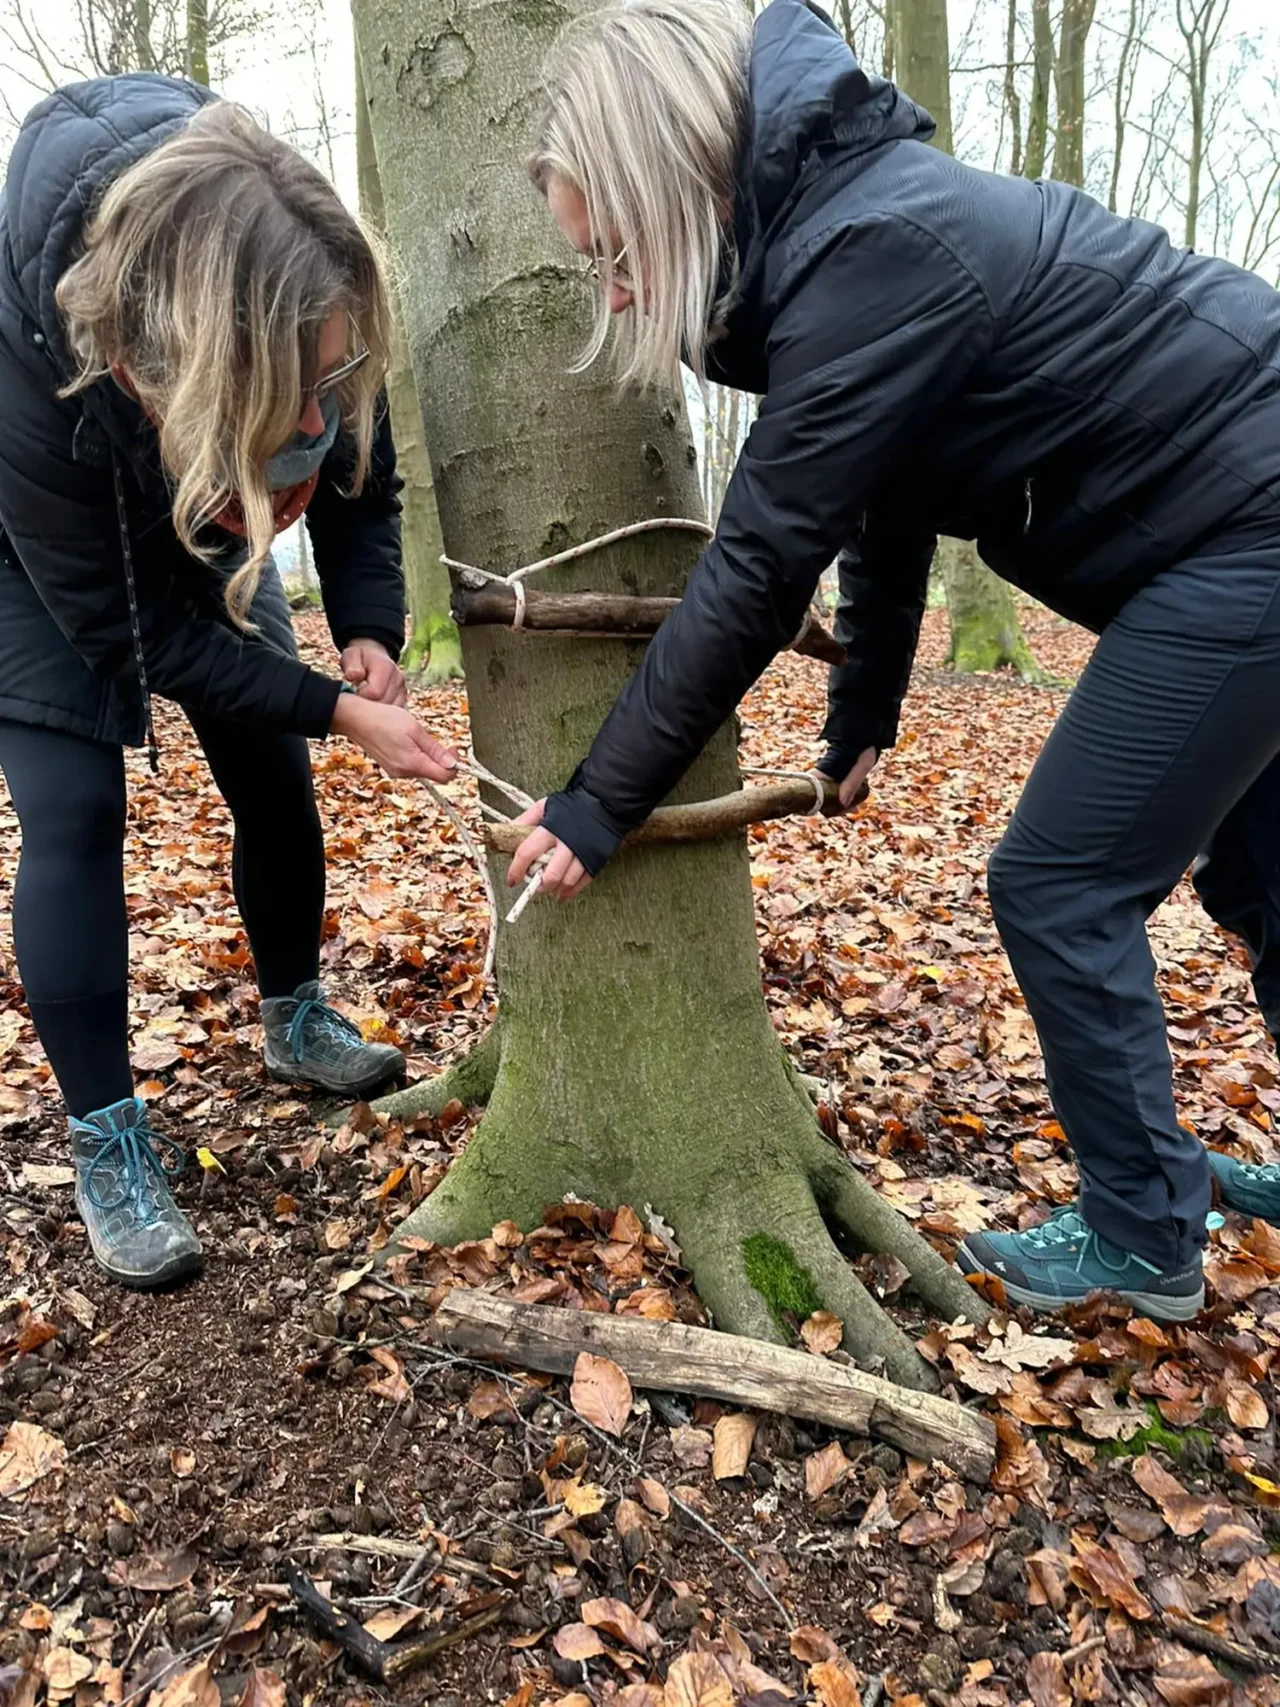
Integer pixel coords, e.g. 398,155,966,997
0,74,405,742
541,0,1280,874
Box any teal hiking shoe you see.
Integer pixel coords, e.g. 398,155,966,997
69,1098,203,1289
956,1207,1204,1323
261,980,404,1096
1207,1150,1280,1225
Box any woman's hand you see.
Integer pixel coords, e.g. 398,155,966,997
331,692,457,780
819,745,879,809
339,638,408,706
507,799,593,901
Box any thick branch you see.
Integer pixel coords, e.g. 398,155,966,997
485,777,853,854
433,1290,997,1482
332,1023,501,1127
452,578,846,666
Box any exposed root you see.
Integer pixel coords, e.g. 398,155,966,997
809,1143,991,1326
334,1022,502,1129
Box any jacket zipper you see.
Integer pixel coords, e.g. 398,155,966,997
1023,478,1034,535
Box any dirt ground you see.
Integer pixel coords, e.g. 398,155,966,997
1,607,1278,1707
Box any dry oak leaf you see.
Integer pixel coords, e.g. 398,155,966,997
581,1596,659,1654
805,1440,851,1502
552,1622,606,1661
808,1657,864,1707
563,1476,607,1518
0,1420,66,1497
979,1322,1075,1371
801,1310,843,1355
571,1352,633,1437
1152,1651,1232,1707
1130,1455,1219,1537
663,1649,733,1707
712,1412,757,1481
43,1650,93,1693
149,1663,221,1707
1025,1651,1070,1707
236,1670,287,1707
1069,1536,1154,1621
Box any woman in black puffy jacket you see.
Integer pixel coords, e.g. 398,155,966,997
0,78,457,1287
512,0,1280,1322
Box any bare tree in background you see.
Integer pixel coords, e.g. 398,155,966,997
1175,0,1231,248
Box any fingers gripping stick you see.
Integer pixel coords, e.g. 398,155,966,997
505,854,550,924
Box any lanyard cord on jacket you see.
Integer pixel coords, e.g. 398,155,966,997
110,454,160,775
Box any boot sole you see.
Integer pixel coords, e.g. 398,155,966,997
264,1059,403,1098
97,1247,204,1291
956,1241,1205,1324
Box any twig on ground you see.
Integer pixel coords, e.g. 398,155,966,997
285,1567,510,1683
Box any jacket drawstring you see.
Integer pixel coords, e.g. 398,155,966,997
111,454,159,775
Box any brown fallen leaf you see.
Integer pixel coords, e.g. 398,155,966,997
663,1649,733,1707
790,1626,841,1664
149,1663,220,1707
1025,1651,1070,1707
236,1669,287,1707
712,1412,757,1481
362,1606,420,1642
1201,1522,1268,1565
636,1477,670,1518
1070,1536,1154,1621
570,1353,632,1437
1130,1455,1217,1537
614,1497,648,1537
801,1310,843,1354
613,1690,663,1707
552,1622,606,1661
43,1650,93,1693
805,1441,850,1501
808,1657,864,1707
1152,1651,1232,1707
467,1379,517,1421
0,1421,66,1498
563,1477,607,1518
670,1424,714,1469
582,1595,658,1654
1225,1382,1269,1431
119,1546,199,1592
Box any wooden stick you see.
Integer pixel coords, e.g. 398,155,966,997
432,1291,997,1483
485,775,851,855
452,581,846,666
1162,1612,1273,1674
286,1567,509,1683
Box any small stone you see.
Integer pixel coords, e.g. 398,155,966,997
490,1480,521,1510
489,1541,520,1571
958,1627,1002,1661
871,1445,903,1476
918,1649,959,1694
106,1521,135,1557
463,1536,493,1563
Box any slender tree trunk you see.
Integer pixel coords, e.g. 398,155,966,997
1108,0,1141,212
186,0,208,84
354,0,985,1388
894,0,1045,680
1176,0,1229,250
354,55,460,681
1051,0,1097,189
1004,0,1023,177
1024,0,1054,180
134,0,155,71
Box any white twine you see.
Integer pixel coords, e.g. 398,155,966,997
740,765,829,814
441,515,715,589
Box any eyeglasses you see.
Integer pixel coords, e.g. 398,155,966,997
581,242,635,293
313,340,370,401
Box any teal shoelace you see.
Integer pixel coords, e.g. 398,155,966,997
72,1113,185,1220
286,995,364,1063
1016,1209,1162,1277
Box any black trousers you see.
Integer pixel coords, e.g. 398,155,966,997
0,715,325,1118
988,548,1280,1271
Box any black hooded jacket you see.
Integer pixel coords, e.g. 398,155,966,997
0,74,405,742
540,0,1280,873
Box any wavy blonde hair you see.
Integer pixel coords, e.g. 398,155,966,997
529,0,750,387
57,101,391,625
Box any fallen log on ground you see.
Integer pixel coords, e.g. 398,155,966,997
433,1290,997,1484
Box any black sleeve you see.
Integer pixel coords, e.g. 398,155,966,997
540,218,993,874
305,398,407,660
818,510,935,779
0,393,341,735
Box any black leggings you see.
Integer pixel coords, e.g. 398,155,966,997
0,716,325,1118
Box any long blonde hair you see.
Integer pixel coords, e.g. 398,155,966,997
529,0,751,387
57,101,391,625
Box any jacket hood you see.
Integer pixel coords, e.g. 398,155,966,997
2,74,215,378
744,0,934,233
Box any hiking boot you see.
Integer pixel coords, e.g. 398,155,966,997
261,980,404,1096
1207,1150,1280,1225
956,1207,1204,1323
69,1098,203,1289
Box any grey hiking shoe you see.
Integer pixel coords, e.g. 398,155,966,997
261,980,404,1096
69,1098,203,1289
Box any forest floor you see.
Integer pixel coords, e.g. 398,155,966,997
1,607,1278,1707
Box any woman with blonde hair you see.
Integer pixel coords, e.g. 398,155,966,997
513,0,1280,1320
0,76,457,1288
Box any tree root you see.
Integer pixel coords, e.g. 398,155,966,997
331,1022,501,1128
810,1143,992,1327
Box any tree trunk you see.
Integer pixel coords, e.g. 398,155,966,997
134,0,155,71
1108,0,1141,213
894,0,1044,680
1024,0,1055,180
354,0,987,1390
354,55,460,683
1051,0,1097,189
1176,1,1228,251
1004,0,1023,178
186,0,208,84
